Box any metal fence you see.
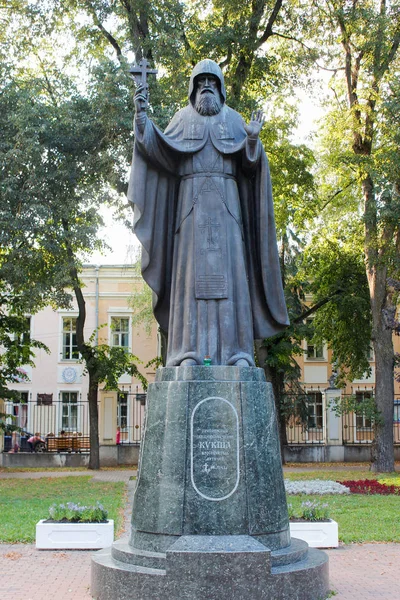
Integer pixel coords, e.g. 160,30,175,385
3,392,146,452
342,394,400,445
284,387,326,445
5,389,400,451
284,389,400,446
118,392,146,445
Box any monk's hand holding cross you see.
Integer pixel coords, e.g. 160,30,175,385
244,110,265,140
134,83,148,116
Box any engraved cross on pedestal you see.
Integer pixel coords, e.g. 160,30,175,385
129,58,158,108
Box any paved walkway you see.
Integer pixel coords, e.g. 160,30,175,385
2,541,399,599
2,468,399,598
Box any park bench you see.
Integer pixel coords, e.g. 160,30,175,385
46,435,90,453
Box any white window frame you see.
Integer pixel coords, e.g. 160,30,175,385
5,391,29,431
306,391,324,430
109,315,131,352
11,315,31,344
59,390,80,432
117,392,129,433
59,313,79,361
303,390,326,444
355,390,373,430
304,319,326,361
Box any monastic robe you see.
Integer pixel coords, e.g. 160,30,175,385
128,103,289,366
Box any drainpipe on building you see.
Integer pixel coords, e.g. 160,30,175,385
95,265,100,345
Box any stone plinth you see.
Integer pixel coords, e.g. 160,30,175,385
91,366,329,599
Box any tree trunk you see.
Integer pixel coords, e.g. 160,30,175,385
363,177,395,472
88,374,100,470
256,341,288,464
270,369,289,464
372,324,395,472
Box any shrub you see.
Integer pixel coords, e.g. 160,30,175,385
340,479,400,495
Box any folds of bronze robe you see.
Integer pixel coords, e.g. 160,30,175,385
128,104,289,366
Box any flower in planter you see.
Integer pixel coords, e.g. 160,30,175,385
300,500,330,522
288,500,330,522
48,501,108,523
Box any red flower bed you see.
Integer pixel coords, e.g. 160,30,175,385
339,479,400,495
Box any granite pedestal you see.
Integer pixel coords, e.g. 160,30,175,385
92,366,329,599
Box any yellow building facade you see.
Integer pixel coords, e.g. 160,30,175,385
2,265,157,464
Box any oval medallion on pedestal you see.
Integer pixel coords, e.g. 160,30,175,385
190,396,239,501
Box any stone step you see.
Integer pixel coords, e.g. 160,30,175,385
111,538,166,569
271,537,309,567
111,536,310,570
94,546,166,576
92,544,329,600
272,546,328,576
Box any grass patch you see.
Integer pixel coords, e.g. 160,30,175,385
0,465,137,473
288,493,400,543
284,469,400,482
0,476,126,543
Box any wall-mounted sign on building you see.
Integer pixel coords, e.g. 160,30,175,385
62,367,77,383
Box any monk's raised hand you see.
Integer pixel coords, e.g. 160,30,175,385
244,110,265,139
134,83,148,114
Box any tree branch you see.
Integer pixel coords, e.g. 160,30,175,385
258,0,283,46
319,179,356,211
379,26,400,77
272,32,346,72
86,0,123,62
34,53,58,107
61,218,87,353
293,289,345,324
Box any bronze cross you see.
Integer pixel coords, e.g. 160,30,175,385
129,59,158,108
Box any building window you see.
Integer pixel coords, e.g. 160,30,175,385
61,391,78,431
117,392,128,429
62,317,78,360
355,391,372,429
307,342,324,359
305,319,324,359
307,392,323,429
111,317,130,351
366,345,374,361
17,316,31,344
9,392,28,429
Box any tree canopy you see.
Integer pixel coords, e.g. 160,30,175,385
1,0,399,470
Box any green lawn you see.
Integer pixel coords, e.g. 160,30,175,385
1,466,399,545
284,468,400,543
287,493,400,543
0,476,126,543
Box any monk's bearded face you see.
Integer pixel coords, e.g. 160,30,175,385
194,75,223,115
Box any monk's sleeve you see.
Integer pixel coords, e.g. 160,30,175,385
242,136,262,172
134,114,178,174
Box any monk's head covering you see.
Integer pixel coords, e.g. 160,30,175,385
189,59,226,105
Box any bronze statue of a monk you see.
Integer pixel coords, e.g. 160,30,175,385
128,59,289,367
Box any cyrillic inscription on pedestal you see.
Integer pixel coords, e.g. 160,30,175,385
190,396,239,501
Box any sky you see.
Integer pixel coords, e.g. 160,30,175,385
88,205,140,266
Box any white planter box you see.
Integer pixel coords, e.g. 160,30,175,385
290,519,338,548
36,519,114,550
